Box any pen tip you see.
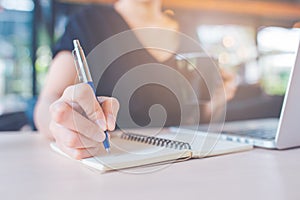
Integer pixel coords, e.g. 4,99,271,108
105,148,110,154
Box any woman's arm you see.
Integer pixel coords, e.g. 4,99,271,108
34,51,77,139
34,51,119,159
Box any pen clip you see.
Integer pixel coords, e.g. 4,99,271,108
72,40,93,83
72,49,84,83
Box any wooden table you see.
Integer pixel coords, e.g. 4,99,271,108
1,132,299,200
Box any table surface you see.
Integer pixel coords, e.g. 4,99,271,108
1,132,300,200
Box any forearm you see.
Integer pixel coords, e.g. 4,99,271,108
34,51,78,140
34,96,57,140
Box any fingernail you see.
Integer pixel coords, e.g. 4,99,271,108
96,119,107,131
93,131,105,142
108,114,116,130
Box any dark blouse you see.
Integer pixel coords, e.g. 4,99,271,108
53,4,202,128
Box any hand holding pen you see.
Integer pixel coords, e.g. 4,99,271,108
48,40,119,159
72,39,113,153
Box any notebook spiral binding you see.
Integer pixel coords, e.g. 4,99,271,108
121,132,191,150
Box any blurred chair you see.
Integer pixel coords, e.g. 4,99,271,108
0,112,29,131
0,95,35,131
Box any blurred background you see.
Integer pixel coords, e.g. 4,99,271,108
0,0,299,131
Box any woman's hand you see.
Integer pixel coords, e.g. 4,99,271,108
219,68,237,102
49,83,119,159
202,68,237,123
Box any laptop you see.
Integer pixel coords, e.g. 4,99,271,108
176,43,300,149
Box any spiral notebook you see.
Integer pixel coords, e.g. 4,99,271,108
50,128,252,172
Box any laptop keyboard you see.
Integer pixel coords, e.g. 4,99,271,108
222,128,277,140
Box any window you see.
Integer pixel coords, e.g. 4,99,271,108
197,24,300,95
257,26,300,95
0,0,34,114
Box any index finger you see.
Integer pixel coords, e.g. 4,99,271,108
50,100,106,142
61,83,107,130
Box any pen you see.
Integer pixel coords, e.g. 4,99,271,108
72,39,110,153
